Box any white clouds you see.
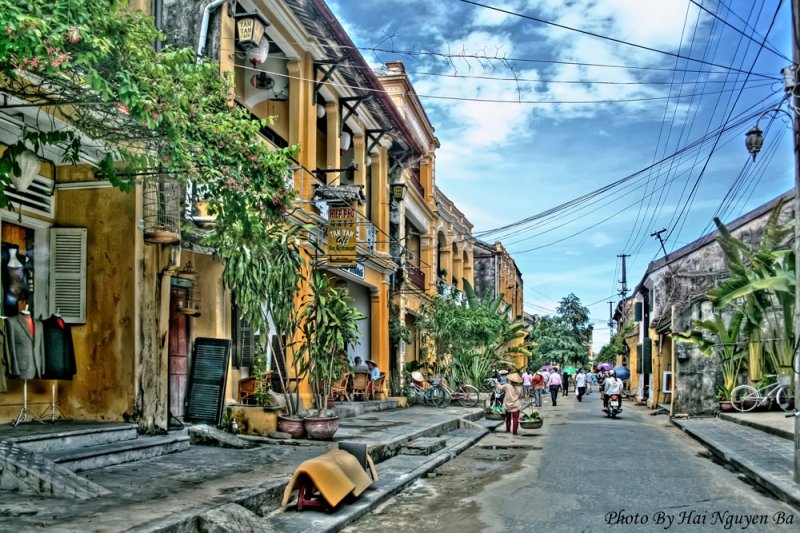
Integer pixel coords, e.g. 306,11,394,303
591,232,614,247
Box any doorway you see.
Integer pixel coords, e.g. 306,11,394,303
168,285,190,420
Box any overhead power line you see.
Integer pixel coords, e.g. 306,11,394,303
457,0,785,80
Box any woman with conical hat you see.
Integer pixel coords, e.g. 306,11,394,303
496,372,524,435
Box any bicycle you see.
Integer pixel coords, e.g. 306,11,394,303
404,381,446,407
730,375,795,412
435,378,480,408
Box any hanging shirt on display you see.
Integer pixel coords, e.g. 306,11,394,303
0,318,10,392
6,313,44,380
42,314,77,380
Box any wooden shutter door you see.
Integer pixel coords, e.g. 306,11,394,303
186,338,231,425
49,228,87,324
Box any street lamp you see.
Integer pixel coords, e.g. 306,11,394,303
745,108,793,162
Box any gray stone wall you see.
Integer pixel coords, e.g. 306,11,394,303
163,0,223,60
472,249,495,300
672,301,721,416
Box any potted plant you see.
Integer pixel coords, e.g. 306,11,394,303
300,271,365,440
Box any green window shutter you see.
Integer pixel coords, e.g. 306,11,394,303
637,343,643,372
634,302,643,322
643,338,653,374
186,338,231,425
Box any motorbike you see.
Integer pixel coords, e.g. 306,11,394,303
606,393,623,418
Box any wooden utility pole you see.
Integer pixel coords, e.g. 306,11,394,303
792,0,800,484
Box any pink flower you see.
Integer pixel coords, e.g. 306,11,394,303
66,27,82,43
151,113,160,120
5,27,12,36
117,104,130,115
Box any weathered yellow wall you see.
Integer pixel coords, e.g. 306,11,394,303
56,186,136,422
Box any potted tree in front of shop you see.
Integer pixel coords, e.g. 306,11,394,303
300,270,365,439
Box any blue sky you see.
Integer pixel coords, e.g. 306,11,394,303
327,0,795,351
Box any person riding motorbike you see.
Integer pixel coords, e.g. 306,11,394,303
602,369,623,411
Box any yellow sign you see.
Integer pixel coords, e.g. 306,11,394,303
327,207,357,266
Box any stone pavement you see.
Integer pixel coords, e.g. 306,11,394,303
0,405,483,533
718,410,795,440
673,417,800,511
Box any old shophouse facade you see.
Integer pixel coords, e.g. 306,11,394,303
614,191,794,416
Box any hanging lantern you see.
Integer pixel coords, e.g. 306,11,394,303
340,131,352,152
10,149,41,193
365,155,372,167
246,37,269,66
391,183,407,201
316,103,326,119
745,126,763,162
176,262,202,316
233,12,270,49
143,176,181,244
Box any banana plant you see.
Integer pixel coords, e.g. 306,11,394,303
675,311,745,400
707,199,796,382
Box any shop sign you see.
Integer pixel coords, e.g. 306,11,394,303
340,264,365,280
327,206,357,266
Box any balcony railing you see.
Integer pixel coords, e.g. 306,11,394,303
408,171,424,197
406,262,425,290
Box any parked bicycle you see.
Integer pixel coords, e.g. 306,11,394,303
404,381,447,407
435,378,480,408
730,375,795,412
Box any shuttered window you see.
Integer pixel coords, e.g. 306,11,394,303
232,302,254,369
186,338,231,425
49,228,87,324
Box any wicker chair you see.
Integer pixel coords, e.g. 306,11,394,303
351,372,370,401
237,371,273,404
331,374,352,404
371,373,387,400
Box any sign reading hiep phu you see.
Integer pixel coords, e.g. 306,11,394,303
327,207,357,266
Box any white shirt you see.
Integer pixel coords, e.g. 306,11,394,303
604,377,623,395
574,373,587,388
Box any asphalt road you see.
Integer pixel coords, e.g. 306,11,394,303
345,390,798,533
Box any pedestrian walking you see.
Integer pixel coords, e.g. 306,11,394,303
546,369,562,407
575,368,587,402
587,371,596,394
522,368,533,402
532,370,545,407
497,372,524,435
561,370,570,396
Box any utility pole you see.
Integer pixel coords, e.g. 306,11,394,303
651,228,678,277
607,301,614,341
617,254,630,299
792,0,800,484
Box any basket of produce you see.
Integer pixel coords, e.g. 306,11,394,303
484,405,505,420
519,405,543,429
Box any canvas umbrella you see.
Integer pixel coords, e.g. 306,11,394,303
498,359,516,366
597,363,614,371
614,366,631,382
539,365,554,371
563,367,577,373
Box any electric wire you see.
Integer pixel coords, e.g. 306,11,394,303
456,0,783,79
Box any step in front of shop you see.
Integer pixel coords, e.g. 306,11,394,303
401,436,446,455
42,434,190,472
4,421,139,453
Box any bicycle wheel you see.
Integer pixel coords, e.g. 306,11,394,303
436,385,451,408
405,388,419,407
776,386,794,411
730,385,759,412
457,385,480,407
425,387,442,407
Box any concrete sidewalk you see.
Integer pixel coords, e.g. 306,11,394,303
718,410,795,441
0,405,485,533
672,417,800,511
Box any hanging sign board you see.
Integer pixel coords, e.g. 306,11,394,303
327,207,357,266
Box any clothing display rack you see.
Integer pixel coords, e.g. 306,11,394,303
11,379,45,426
39,380,71,422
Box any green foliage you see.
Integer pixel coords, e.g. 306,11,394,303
675,312,745,400
298,271,366,418
389,317,414,345
556,293,594,343
250,355,273,408
596,323,634,364
707,200,795,380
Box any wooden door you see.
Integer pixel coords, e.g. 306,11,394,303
169,287,190,419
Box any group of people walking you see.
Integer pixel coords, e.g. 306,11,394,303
518,367,599,407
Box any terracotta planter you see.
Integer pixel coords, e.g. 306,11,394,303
278,415,306,439
719,401,734,412
304,416,339,440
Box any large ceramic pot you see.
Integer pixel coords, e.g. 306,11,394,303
304,416,339,440
278,415,306,439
